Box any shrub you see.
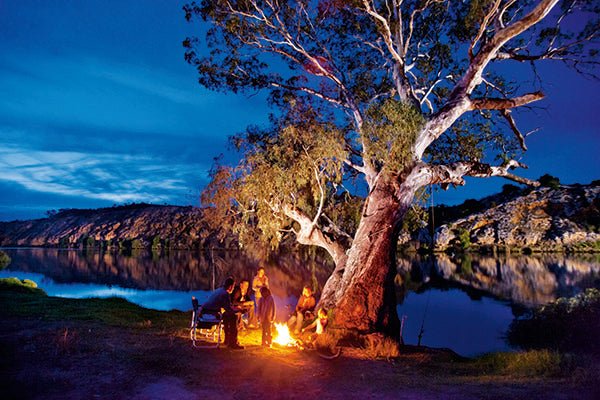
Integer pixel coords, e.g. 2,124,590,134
0,277,46,295
130,239,144,249
151,235,162,249
454,228,471,250
0,250,10,269
507,289,600,354
538,173,561,189
501,184,522,196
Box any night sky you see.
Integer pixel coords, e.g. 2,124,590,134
1,0,598,221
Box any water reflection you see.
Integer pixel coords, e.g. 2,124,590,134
1,247,332,302
3,248,599,308
397,253,600,306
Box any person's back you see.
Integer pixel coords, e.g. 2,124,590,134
202,277,244,349
258,287,275,346
203,287,232,312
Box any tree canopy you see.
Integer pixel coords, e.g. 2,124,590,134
186,0,598,250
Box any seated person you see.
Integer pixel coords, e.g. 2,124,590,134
231,280,256,329
287,285,316,335
299,308,329,349
302,308,328,335
202,277,244,349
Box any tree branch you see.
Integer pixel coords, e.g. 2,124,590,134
414,0,559,159
422,160,540,188
500,109,528,151
282,204,348,265
470,91,544,110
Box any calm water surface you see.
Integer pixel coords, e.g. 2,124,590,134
2,247,599,356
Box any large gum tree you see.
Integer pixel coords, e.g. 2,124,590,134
183,0,599,340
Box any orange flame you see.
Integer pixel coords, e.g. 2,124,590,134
273,323,296,347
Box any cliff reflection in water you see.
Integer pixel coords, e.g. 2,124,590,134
2,248,333,300
398,253,600,306
3,248,599,307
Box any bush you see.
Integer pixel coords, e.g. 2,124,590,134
507,289,600,354
0,250,10,269
0,277,46,295
452,228,471,250
501,184,522,196
538,173,561,189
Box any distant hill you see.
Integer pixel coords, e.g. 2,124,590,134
0,203,210,249
1,182,599,253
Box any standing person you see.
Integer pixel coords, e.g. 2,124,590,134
252,267,269,302
287,286,316,335
231,280,257,328
257,286,275,347
202,277,244,349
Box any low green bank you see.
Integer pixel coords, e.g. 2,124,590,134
0,277,188,331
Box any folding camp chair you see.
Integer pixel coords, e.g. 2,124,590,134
190,296,223,348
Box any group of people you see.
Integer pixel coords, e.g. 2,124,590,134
200,267,328,349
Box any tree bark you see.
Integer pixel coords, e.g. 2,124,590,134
320,171,415,339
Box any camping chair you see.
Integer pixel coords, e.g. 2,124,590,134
190,296,223,348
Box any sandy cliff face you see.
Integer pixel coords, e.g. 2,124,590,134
0,204,209,249
433,185,600,252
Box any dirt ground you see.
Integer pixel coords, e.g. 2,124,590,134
1,312,598,400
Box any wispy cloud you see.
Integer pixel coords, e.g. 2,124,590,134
0,143,208,204
0,51,266,137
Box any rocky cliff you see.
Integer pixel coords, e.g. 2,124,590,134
433,184,600,252
0,204,211,249
1,184,598,253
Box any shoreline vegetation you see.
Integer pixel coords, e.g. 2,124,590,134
1,277,599,399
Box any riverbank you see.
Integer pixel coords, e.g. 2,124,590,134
1,281,598,399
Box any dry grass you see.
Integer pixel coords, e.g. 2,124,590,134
363,334,400,359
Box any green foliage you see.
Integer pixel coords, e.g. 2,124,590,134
455,228,472,250
130,239,144,249
0,251,10,270
202,114,350,249
0,277,46,295
459,254,473,275
501,184,522,196
81,236,95,248
507,289,600,354
58,236,70,248
538,173,561,189
151,235,162,250
364,99,424,172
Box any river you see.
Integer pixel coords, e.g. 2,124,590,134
1,247,599,356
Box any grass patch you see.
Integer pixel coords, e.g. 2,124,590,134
0,280,188,332
471,350,562,377
363,334,400,359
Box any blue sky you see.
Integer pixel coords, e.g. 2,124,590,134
0,0,598,221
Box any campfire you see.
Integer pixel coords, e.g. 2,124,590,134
273,323,299,347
